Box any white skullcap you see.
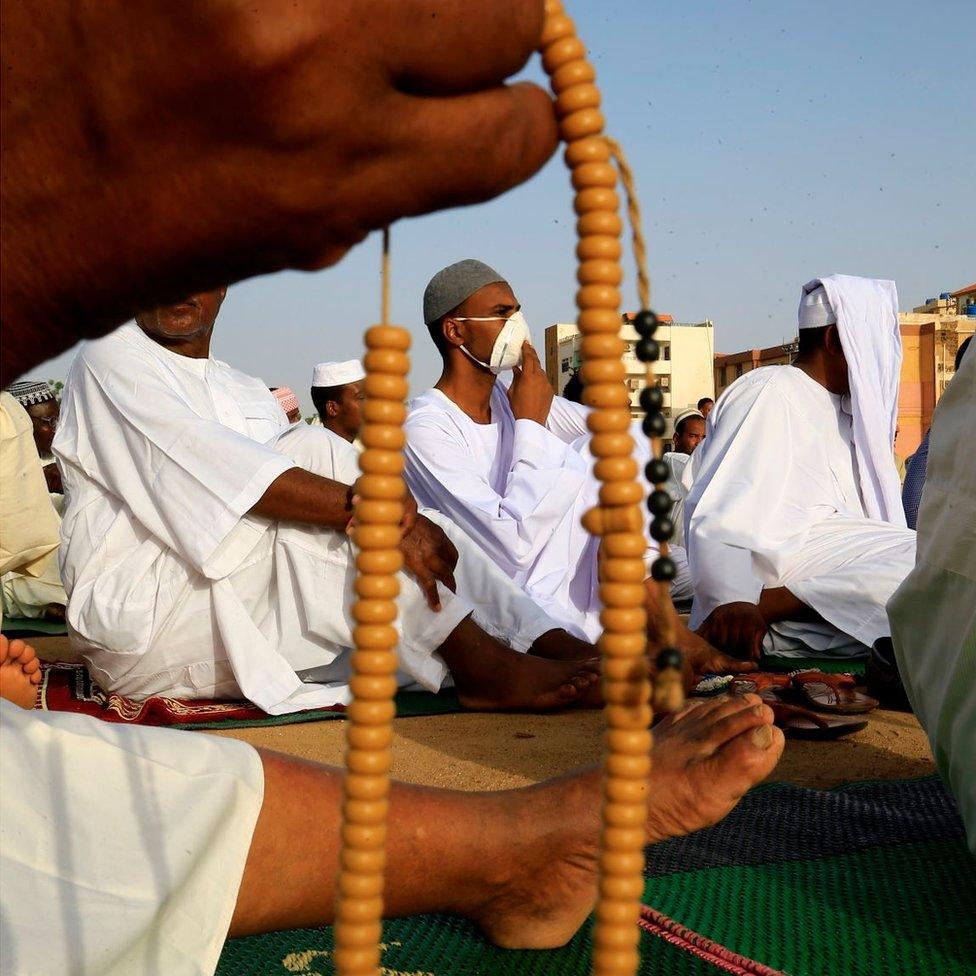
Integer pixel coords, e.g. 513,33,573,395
312,360,366,388
673,408,704,431
798,281,837,330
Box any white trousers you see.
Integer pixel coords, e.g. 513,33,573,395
761,515,916,658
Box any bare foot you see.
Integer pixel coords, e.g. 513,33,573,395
438,618,602,712
528,629,597,662
456,651,603,712
0,634,43,709
469,693,783,949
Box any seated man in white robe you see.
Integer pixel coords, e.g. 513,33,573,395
685,274,916,660
311,358,366,445
54,289,604,715
403,259,738,674
0,381,67,622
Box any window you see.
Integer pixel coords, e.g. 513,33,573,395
719,366,727,386
561,359,570,373
663,345,671,361
735,363,743,378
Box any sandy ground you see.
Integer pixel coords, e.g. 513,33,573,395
31,635,935,792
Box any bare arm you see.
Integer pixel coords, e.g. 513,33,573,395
249,467,354,529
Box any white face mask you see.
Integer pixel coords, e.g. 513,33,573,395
454,310,531,374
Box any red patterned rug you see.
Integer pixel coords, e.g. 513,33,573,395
34,661,347,728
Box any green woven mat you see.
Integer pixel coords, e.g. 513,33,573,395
174,690,463,730
643,838,975,976
217,913,723,976
761,653,866,676
1,616,68,636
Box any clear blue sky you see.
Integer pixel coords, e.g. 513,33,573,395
25,0,974,414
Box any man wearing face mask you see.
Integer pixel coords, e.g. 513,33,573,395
405,260,738,675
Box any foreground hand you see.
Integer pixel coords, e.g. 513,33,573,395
697,602,768,661
507,343,554,425
2,1,558,376
400,515,459,611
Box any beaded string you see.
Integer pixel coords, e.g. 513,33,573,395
603,137,684,714
333,229,410,976
541,4,682,974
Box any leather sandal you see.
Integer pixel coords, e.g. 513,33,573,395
767,699,869,740
789,671,879,715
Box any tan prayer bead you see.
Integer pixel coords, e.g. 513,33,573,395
571,161,616,190
349,651,398,676
557,83,602,117
351,600,398,625
586,387,631,411
335,898,385,924
363,374,408,400
587,408,633,433
355,551,403,574
358,452,404,476
351,625,398,649
551,59,596,94
578,259,623,287
360,425,405,451
353,499,403,525
601,533,647,558
600,559,646,583
362,401,407,425
353,525,401,549
580,360,626,384
599,482,643,506
577,210,623,237
354,576,400,599
600,607,647,632
349,676,398,701
353,476,403,500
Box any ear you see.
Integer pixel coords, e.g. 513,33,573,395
326,400,340,417
441,316,466,349
824,324,845,356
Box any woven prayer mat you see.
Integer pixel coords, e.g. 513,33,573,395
1,616,68,637
216,776,974,976
33,662,462,729
760,654,866,677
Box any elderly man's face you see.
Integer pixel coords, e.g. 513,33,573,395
136,288,226,342
27,399,59,456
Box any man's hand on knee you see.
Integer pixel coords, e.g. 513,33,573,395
400,515,459,612
697,602,767,661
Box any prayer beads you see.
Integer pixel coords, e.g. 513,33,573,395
334,6,683,975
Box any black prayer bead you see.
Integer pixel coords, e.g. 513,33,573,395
650,516,674,542
633,309,659,337
647,489,672,516
645,458,670,485
650,556,676,581
635,338,660,362
639,386,664,413
642,412,666,437
656,646,683,672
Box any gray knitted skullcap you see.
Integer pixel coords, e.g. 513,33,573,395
423,259,507,325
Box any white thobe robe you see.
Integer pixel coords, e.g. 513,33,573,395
404,385,683,641
685,366,916,657
888,350,976,851
54,325,556,714
0,698,263,976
